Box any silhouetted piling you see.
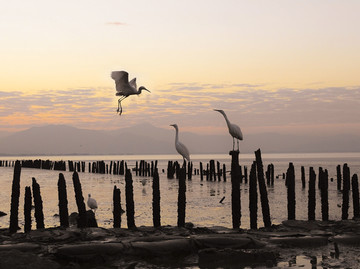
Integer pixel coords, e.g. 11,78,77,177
125,169,136,229
336,165,342,191
58,173,69,227
32,178,45,229
308,167,316,221
188,162,193,180
229,150,241,229
153,169,161,227
223,163,227,182
72,172,87,228
319,168,329,221
255,149,271,228
113,185,121,228
342,163,350,220
9,160,21,233
24,186,32,233
200,162,204,181
301,166,306,189
244,165,248,184
177,168,186,227
352,174,360,219
249,161,258,229
120,160,125,175
286,163,296,220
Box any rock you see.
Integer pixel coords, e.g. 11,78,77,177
198,248,278,268
268,235,328,247
0,249,61,269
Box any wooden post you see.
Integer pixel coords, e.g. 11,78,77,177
249,161,258,229
244,165,248,184
229,150,241,229
200,162,204,181
320,168,329,221
153,169,161,227
58,173,69,227
217,161,221,181
301,166,306,189
270,164,274,186
32,178,45,229
113,185,121,228
336,165,342,191
72,172,87,228
223,164,227,182
255,149,271,228
177,168,186,227
286,163,296,220
352,174,360,219
9,160,21,233
308,167,316,221
342,163,350,220
24,186,32,233
125,169,136,229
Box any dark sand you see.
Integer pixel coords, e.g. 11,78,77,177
1,220,360,268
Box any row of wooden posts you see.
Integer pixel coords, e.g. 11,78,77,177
5,149,360,233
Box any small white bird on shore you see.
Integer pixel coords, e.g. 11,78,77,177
87,194,98,212
170,124,190,162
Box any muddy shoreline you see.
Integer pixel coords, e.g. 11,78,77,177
1,220,360,268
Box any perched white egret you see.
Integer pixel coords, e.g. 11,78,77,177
214,109,243,151
170,124,190,162
111,71,150,115
87,194,98,212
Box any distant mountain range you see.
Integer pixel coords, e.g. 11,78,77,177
0,123,359,155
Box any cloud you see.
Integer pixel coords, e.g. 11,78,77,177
105,22,127,26
1,85,359,136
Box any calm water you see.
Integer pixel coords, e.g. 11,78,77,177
0,152,359,230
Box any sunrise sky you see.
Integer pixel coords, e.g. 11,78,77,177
1,0,359,137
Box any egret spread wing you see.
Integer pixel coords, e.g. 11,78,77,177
129,78,137,90
111,71,130,95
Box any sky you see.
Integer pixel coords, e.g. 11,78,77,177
1,0,359,137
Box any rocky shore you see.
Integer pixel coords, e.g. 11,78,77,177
1,220,360,268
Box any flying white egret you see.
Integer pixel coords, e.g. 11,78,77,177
111,70,150,115
170,124,190,162
87,194,98,212
214,109,243,151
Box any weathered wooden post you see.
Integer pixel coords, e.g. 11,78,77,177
216,161,221,181
286,163,296,220
24,186,32,233
244,165,248,184
336,165,342,191
200,162,204,181
72,172,87,228
113,185,121,228
308,167,316,221
188,162,193,180
255,149,271,228
125,169,136,229
9,160,21,233
301,166,306,189
229,150,241,229
58,173,69,227
270,164,274,186
342,163,350,220
153,169,161,227
320,168,329,221
223,163,227,182
32,178,45,229
177,167,186,227
249,161,258,229
352,174,360,219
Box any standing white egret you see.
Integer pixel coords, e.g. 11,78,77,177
87,194,98,212
170,124,190,162
111,71,151,115
214,109,243,151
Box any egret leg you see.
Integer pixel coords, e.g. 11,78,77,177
232,137,235,151
117,96,127,115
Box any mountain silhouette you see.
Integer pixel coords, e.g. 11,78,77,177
0,124,359,155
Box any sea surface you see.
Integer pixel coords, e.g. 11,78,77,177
0,152,359,230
